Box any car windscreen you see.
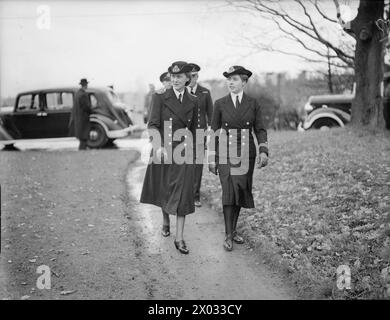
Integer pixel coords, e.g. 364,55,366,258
106,90,121,104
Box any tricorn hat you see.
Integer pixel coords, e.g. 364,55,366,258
223,66,252,78
79,78,89,85
168,61,192,74
188,63,201,73
159,72,170,82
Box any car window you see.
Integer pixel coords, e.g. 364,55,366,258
45,92,73,110
16,94,39,112
90,94,98,109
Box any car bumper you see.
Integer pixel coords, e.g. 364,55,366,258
106,126,133,139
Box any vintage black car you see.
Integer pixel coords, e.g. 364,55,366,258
0,87,134,148
298,93,353,131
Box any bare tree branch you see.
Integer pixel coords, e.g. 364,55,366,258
230,0,356,68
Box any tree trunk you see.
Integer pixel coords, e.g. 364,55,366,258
351,0,385,129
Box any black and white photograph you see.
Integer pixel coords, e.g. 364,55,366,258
0,0,390,306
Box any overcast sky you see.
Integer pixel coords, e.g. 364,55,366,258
0,0,358,97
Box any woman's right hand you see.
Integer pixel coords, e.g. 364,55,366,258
208,162,218,175
156,147,168,162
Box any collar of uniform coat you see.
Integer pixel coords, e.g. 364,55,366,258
230,90,244,107
187,84,197,95
164,88,196,126
173,87,186,100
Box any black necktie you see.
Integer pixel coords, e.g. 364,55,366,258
178,93,182,103
236,95,240,108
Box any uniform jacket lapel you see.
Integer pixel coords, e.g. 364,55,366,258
236,93,252,124
164,88,193,126
223,95,238,121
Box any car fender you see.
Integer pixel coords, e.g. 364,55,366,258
303,108,350,130
0,124,14,141
89,114,123,133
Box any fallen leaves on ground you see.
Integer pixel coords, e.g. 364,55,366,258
203,128,390,299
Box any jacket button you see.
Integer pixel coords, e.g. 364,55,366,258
225,123,228,126
246,122,249,125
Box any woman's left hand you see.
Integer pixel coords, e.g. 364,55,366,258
257,152,268,169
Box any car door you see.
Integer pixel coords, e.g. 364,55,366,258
11,93,47,139
41,91,73,138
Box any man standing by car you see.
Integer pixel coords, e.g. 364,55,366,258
187,63,213,207
72,78,92,150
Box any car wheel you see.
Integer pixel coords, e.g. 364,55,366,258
87,123,108,148
311,118,339,130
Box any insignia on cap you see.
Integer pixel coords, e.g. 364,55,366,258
172,65,180,72
228,66,235,73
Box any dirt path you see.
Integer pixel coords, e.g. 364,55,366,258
0,138,297,299
125,149,296,300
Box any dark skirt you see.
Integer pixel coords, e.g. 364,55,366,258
217,156,256,208
140,162,195,216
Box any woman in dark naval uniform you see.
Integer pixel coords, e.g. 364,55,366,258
140,61,198,254
208,66,269,251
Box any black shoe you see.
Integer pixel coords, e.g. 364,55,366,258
232,231,244,244
223,235,233,251
161,225,170,237
174,240,189,254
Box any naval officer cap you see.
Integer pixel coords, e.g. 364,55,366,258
188,63,201,72
159,72,170,82
168,61,192,74
223,66,253,78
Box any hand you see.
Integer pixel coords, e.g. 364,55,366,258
156,147,168,162
208,162,218,175
257,152,268,169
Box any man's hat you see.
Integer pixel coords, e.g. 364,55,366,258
159,72,170,82
223,66,252,78
188,63,201,73
168,61,192,74
79,78,89,85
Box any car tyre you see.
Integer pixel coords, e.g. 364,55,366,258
87,123,108,148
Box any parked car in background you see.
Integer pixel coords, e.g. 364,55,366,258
0,87,134,148
298,93,353,131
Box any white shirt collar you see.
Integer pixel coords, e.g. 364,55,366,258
173,87,185,100
230,91,243,107
188,84,197,94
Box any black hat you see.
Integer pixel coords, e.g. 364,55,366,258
223,66,252,78
79,78,89,85
159,72,170,82
188,63,201,72
168,61,192,74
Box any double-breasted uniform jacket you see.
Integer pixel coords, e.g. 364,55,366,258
69,88,92,140
140,87,198,216
209,92,268,208
191,84,213,201
192,84,213,132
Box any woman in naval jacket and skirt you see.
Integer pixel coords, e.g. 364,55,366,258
208,66,269,251
140,61,198,254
